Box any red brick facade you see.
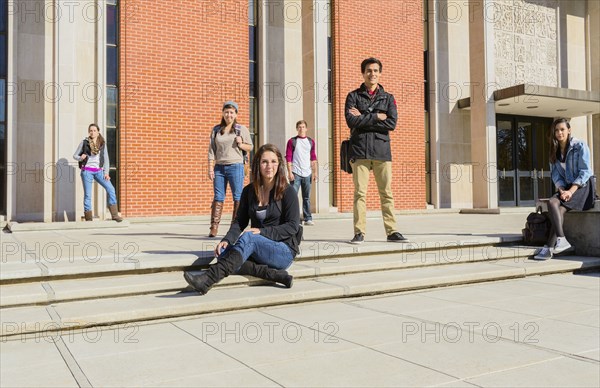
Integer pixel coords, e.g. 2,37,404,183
120,0,249,216
332,0,425,212
119,0,424,217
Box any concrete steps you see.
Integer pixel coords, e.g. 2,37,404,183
2,238,600,339
0,245,537,307
0,237,521,283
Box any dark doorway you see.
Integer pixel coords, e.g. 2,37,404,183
496,115,553,207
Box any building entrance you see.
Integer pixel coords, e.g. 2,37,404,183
496,115,554,207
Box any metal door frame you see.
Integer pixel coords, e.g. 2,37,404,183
496,115,553,207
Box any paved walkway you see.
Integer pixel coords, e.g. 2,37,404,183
1,212,599,387
2,212,529,264
1,272,598,387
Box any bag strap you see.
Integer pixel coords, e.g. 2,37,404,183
234,124,248,160
211,125,220,153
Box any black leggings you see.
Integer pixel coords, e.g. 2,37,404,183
547,196,568,246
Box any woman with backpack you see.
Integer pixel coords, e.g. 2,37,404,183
207,101,253,237
184,144,301,295
73,123,123,222
534,118,594,260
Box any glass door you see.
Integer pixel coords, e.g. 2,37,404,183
533,121,553,199
516,120,535,206
497,119,516,206
497,115,552,207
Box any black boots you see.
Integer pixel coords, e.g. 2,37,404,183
208,201,224,237
183,249,244,295
237,260,293,288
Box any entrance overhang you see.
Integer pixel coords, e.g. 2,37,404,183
458,83,600,118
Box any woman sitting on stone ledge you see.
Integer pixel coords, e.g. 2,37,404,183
534,118,593,260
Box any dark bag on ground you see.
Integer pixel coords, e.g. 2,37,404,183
522,207,551,245
340,139,352,174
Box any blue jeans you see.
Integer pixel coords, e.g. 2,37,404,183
292,173,312,221
81,170,117,211
224,232,294,270
213,163,244,202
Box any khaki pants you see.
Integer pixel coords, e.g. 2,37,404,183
351,159,397,235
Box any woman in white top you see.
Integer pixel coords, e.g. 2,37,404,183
73,123,122,222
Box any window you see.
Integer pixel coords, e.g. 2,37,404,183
106,0,119,198
249,0,258,156
0,0,7,215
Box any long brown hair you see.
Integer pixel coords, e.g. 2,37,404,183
88,123,105,149
219,104,238,135
549,118,570,164
251,144,288,201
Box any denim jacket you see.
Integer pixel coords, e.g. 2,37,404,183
550,137,592,189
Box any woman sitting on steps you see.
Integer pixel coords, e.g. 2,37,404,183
184,144,301,295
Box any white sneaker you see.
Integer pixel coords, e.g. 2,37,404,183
553,237,573,254
534,246,553,260
534,245,549,255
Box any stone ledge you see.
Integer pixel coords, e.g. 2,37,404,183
7,220,130,232
536,199,600,257
536,199,600,213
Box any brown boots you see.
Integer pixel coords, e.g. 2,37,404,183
108,204,123,222
208,201,239,237
232,200,240,223
83,206,122,222
209,201,224,237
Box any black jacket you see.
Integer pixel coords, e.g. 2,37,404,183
77,138,106,169
344,83,397,161
222,184,302,256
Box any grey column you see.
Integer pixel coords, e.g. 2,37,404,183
469,0,498,209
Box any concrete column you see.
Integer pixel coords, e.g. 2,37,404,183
6,0,16,221
55,0,101,221
260,0,304,152
428,0,441,209
301,0,331,214
13,0,52,222
10,1,100,222
588,0,599,190
428,0,473,209
469,0,498,209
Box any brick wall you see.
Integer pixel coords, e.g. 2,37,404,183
332,0,425,212
119,0,424,217
120,0,249,216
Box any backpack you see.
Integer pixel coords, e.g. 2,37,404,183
340,139,352,174
78,139,90,169
583,175,598,211
522,207,550,245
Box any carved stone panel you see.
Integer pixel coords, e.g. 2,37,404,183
493,0,558,89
